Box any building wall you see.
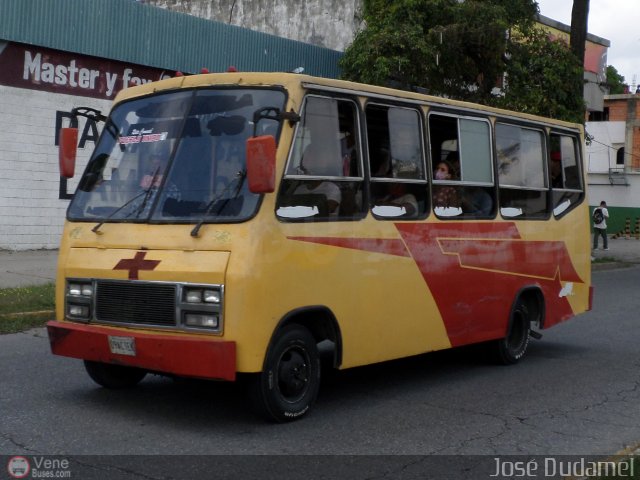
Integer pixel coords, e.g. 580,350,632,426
601,95,640,170
0,85,108,250
0,0,344,251
536,15,610,114
587,94,640,232
585,121,625,172
146,0,363,52
0,41,167,250
588,175,640,235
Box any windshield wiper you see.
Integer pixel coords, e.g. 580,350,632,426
91,167,161,234
190,170,246,238
131,167,161,218
91,190,146,234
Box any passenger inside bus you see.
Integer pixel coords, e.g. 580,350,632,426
369,148,419,218
277,96,367,220
291,103,344,215
432,160,460,209
461,186,493,216
550,151,563,188
139,154,167,189
375,183,418,216
372,147,393,177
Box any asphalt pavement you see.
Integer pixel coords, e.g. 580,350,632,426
0,234,639,289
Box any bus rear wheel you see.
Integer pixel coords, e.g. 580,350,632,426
249,324,321,422
493,300,531,365
84,360,147,388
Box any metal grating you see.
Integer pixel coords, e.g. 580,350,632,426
96,281,176,326
0,0,342,77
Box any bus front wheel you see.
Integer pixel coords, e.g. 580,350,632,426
84,360,147,388
249,324,321,422
493,300,531,365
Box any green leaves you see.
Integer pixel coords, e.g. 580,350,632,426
606,65,626,94
340,0,585,123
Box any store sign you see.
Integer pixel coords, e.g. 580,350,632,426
0,41,172,99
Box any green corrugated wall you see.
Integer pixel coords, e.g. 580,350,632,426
0,0,342,76
590,206,640,237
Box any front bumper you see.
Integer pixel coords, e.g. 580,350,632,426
46,320,236,381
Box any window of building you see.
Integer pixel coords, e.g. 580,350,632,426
616,146,625,165
588,107,609,122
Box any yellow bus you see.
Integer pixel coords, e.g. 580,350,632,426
48,72,592,422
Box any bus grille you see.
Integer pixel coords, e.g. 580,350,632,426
95,281,176,326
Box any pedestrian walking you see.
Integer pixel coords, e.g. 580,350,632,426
593,201,609,250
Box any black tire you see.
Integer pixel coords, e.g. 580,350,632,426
84,360,147,389
493,300,531,365
248,325,321,422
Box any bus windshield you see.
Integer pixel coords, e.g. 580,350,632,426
68,87,285,223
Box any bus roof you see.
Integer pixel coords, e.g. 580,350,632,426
113,72,583,132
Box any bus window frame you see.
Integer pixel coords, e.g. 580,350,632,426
364,101,429,221
494,120,551,221
276,93,367,222
427,110,496,220
548,130,585,219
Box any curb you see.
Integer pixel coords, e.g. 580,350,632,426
0,309,54,319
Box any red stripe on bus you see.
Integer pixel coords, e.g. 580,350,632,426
396,223,580,345
289,222,582,346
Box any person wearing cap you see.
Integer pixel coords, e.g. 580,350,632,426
550,151,563,188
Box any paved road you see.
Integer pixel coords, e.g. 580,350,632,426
1,266,639,477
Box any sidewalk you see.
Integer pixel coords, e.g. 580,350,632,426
591,235,640,269
0,237,639,289
0,250,58,288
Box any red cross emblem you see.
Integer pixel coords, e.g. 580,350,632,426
113,251,161,280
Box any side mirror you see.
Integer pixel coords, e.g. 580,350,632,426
246,135,276,193
59,127,78,178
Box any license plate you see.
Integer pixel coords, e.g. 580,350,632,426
108,336,136,356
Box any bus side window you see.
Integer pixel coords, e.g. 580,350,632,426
367,104,427,220
496,123,548,219
276,95,364,222
549,133,584,217
429,113,495,219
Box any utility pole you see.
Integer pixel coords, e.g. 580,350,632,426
570,0,590,122
570,0,590,63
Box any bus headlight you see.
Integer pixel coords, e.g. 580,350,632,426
66,279,94,322
185,289,203,303
203,289,220,303
183,288,221,304
68,283,93,297
184,313,219,329
68,305,90,318
179,284,223,332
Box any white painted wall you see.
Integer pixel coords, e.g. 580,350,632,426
589,172,640,195
0,85,108,250
585,121,625,173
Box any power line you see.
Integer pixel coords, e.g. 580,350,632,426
587,135,640,163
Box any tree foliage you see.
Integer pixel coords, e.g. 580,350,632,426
497,28,584,123
606,65,626,94
339,0,585,123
